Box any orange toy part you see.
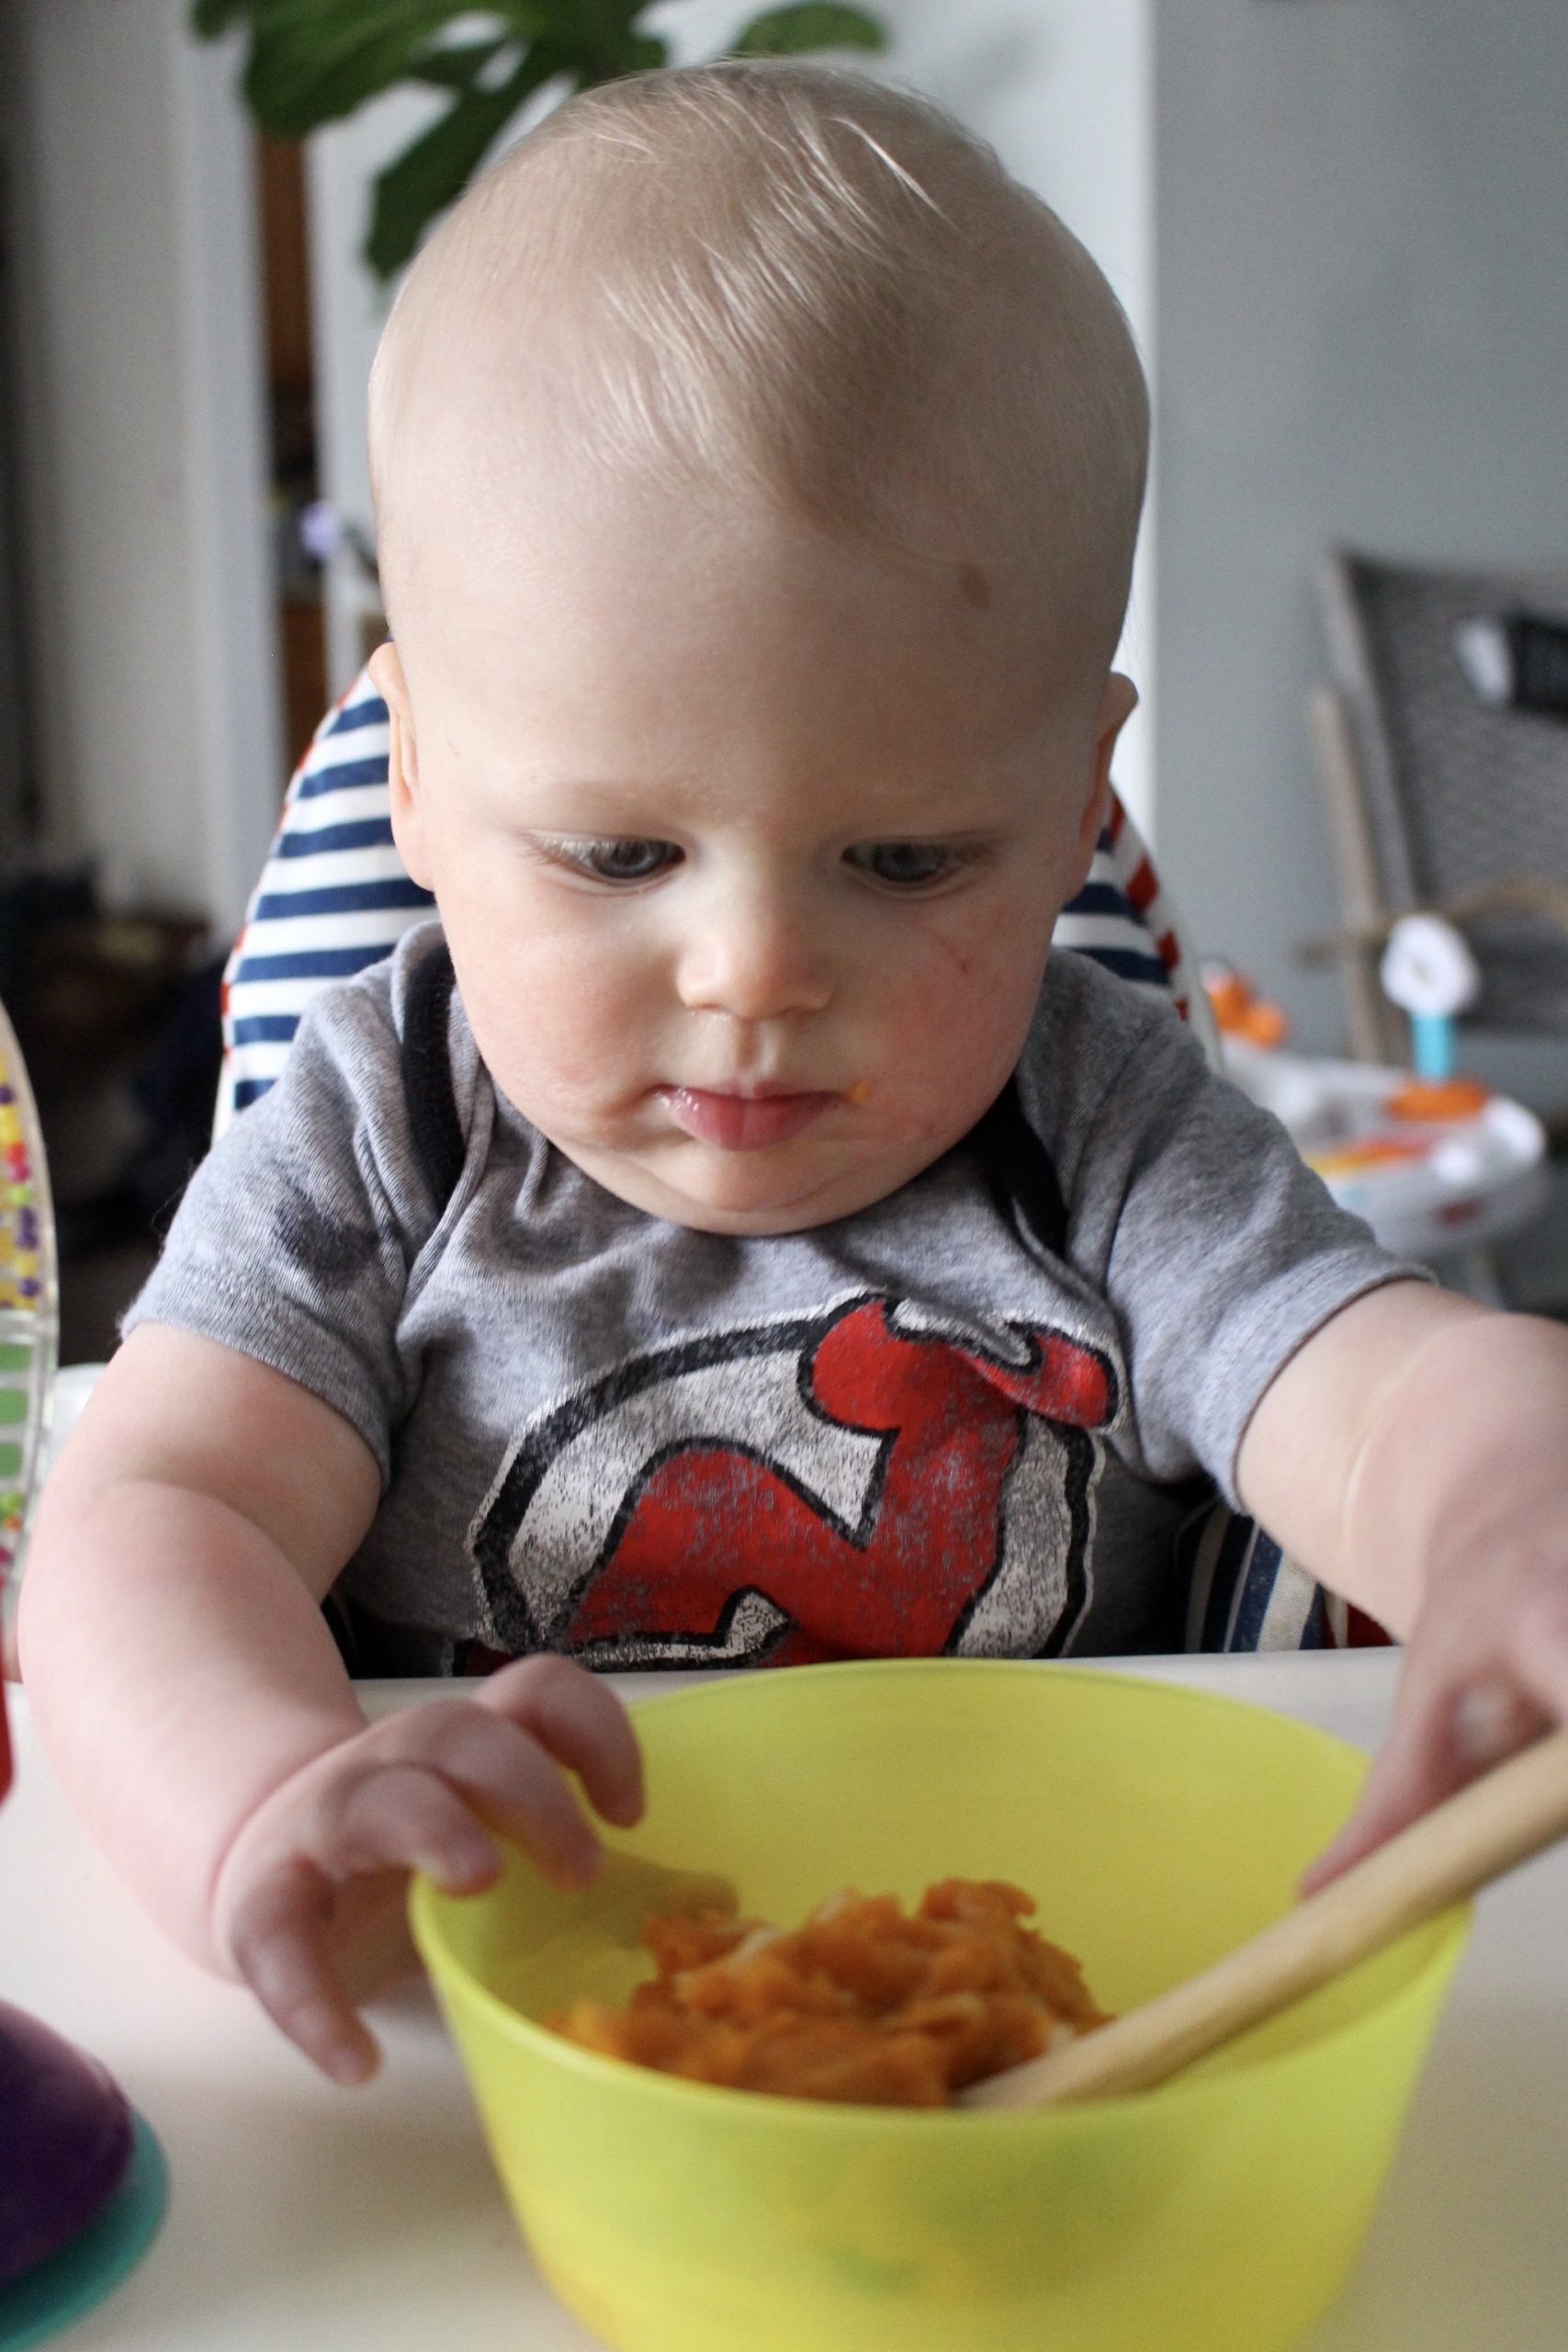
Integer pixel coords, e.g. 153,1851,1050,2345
1387,1077,1491,1123
1307,1135,1431,1181
550,1879,1111,2108
1204,968,1292,1048
1238,1002,1291,1048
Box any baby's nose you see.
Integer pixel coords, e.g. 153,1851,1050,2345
674,884,834,1021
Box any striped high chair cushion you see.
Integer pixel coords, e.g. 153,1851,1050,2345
216,664,1331,1657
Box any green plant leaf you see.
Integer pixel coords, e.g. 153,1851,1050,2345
521,1,660,79
412,36,512,92
365,47,563,277
468,0,553,39
731,4,886,59
193,0,891,286
242,3,484,136
190,0,250,34
621,33,668,74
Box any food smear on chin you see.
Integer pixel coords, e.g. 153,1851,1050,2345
549,1878,1111,2107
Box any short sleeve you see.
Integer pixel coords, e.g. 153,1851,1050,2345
123,942,455,1484
1039,974,1427,1500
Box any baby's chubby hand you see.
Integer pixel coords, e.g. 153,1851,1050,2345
1304,1537,1565,1894
1238,1287,1568,1898
209,1657,644,2084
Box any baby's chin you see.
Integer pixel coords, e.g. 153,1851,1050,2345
558,1132,941,1236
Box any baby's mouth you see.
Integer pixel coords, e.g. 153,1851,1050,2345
658,1086,839,1152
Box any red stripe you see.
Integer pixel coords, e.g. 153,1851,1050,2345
1156,928,1180,971
1126,856,1157,913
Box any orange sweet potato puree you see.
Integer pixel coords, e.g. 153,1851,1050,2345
550,1879,1110,2108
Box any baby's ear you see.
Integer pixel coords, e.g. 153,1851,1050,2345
1089,673,1137,805
369,644,434,891
1072,671,1137,866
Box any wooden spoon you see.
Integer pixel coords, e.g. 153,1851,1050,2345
960,1725,1568,2110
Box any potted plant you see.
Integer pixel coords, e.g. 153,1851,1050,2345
193,2,890,279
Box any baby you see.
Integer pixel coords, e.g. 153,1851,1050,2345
21,63,1568,2087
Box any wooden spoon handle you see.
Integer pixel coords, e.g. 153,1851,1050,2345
963,1725,1568,2111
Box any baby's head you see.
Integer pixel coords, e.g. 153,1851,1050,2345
367,62,1148,1236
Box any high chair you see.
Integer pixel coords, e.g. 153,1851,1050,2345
1313,546,1568,1069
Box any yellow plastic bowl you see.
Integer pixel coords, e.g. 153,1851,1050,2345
411,1661,1467,2352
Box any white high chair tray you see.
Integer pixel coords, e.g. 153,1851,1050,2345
1224,1043,1551,1260
3,1653,1568,2349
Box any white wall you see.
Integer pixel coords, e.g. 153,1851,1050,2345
304,2,1156,817
3,0,281,935
1153,0,1568,1051
307,85,439,697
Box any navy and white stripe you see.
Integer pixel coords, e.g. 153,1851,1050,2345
219,676,431,1129
1178,1500,1343,1653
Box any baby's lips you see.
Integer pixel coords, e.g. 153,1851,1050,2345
660,1087,836,1151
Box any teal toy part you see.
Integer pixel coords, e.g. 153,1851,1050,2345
0,2112,168,2350
1411,1009,1457,1080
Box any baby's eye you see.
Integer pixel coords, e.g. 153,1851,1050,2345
845,841,965,889
558,838,682,883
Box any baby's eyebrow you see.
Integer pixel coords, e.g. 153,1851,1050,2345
500,777,685,816
487,764,1036,832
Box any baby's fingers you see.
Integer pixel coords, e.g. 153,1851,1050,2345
1303,1672,1549,1895
1302,1714,1457,1895
228,1857,382,2086
472,1655,645,1830
332,1758,505,1892
230,1769,502,2088
231,1769,505,2083
386,1699,612,1884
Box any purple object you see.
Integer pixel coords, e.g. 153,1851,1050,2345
0,2001,135,2285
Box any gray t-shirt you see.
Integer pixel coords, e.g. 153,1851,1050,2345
128,923,1411,1672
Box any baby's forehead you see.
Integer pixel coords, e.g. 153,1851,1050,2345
391,440,1086,720
388,477,1103,865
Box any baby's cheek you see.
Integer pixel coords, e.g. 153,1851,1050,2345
898,920,1043,1055
463,944,640,1102
872,966,1038,1147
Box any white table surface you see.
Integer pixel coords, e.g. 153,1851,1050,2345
4,1651,1566,2349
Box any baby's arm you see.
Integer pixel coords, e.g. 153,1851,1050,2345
18,1324,642,2082
1236,1279,1568,1874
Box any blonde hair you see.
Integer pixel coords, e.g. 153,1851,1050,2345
370,62,1148,677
